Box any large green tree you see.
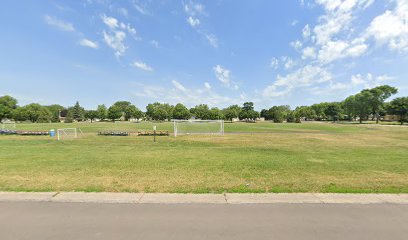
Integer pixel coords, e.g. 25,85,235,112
239,102,259,122
324,102,342,122
223,105,242,122
342,96,356,121
172,103,191,120
146,102,173,121
265,105,290,123
0,95,18,120
209,107,224,120
295,106,316,121
22,104,52,123
311,103,329,120
107,105,122,122
387,97,408,125
45,104,65,122
353,91,372,123
363,85,398,123
124,105,143,121
190,104,211,120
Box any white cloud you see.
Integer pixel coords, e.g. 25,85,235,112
317,39,368,64
281,56,296,70
263,65,332,97
187,16,200,27
101,14,119,29
131,61,154,72
101,15,140,57
103,31,126,57
131,82,235,108
302,24,311,38
172,80,187,91
317,40,349,63
205,34,218,48
270,57,279,69
79,38,98,49
302,47,316,59
44,15,75,32
290,40,303,50
204,82,211,89
366,0,408,52
350,73,393,88
121,23,139,40
351,73,368,86
213,65,231,86
291,19,299,26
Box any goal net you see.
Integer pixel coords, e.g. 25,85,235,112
173,120,224,137
57,128,77,141
1,121,16,130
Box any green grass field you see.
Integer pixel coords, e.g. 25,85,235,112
1,121,407,193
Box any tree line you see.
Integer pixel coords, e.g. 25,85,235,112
0,85,407,125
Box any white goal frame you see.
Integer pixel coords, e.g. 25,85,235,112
173,120,224,137
57,128,77,141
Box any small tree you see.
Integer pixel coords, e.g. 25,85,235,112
72,101,85,121
85,110,98,123
97,104,108,121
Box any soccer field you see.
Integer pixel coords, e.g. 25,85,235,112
0,122,407,193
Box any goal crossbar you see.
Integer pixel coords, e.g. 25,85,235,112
173,120,224,137
57,128,77,141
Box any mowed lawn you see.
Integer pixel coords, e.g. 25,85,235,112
0,122,407,193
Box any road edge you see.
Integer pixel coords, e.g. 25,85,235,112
0,192,407,204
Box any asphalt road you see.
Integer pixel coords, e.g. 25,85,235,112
0,202,407,240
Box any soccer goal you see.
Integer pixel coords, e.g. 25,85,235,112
57,128,77,141
173,120,224,137
1,121,16,130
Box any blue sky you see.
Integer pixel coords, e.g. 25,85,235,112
1,0,407,110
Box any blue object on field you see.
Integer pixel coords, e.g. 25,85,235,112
50,129,55,137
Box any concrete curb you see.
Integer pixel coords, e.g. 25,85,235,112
0,192,407,204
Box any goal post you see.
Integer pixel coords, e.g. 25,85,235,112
57,128,77,141
173,120,224,137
